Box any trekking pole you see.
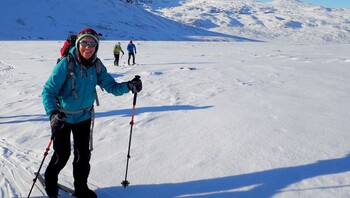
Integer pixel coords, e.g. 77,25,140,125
121,76,140,188
27,134,54,198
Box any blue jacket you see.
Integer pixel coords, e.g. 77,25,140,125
42,47,130,124
127,43,136,53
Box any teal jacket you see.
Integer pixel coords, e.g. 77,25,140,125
42,47,130,124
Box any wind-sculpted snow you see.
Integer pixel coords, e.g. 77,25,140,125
0,61,15,86
0,139,37,198
1,41,350,197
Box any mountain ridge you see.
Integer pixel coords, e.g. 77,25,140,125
146,0,350,43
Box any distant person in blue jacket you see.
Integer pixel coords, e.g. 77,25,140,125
127,40,137,65
42,28,142,198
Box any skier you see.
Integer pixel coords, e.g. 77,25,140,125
113,42,124,66
127,40,137,65
42,28,142,198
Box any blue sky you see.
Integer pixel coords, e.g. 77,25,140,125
258,0,350,8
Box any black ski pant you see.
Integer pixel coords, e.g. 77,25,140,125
45,119,92,196
114,53,120,65
128,52,135,65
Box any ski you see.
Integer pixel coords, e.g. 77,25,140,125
34,172,75,197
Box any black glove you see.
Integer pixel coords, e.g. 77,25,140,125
127,75,142,93
50,110,66,133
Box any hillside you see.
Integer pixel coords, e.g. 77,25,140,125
1,1,350,198
145,0,350,43
1,0,350,43
0,0,254,41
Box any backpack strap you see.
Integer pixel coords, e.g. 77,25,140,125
66,54,103,106
59,105,93,115
95,58,102,78
62,54,100,151
59,104,96,151
66,54,79,101
94,58,103,106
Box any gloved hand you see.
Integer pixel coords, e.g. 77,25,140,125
50,110,66,133
127,75,142,93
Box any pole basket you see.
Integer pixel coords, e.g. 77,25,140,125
121,180,130,188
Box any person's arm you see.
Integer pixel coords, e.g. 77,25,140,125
97,64,130,96
42,60,69,117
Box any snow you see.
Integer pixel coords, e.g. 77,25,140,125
2,40,350,198
1,0,350,198
144,0,350,43
1,0,350,43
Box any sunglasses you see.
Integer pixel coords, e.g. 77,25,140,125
79,40,97,48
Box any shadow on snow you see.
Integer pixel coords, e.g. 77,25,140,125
0,114,48,124
96,154,350,198
0,105,212,124
95,105,213,118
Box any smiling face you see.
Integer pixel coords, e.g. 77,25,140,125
78,36,97,60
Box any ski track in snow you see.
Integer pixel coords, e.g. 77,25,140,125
0,138,76,197
0,138,38,197
1,2,350,198
0,61,15,86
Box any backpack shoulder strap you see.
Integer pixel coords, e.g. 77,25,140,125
66,54,75,73
95,58,102,77
66,54,79,101
65,54,102,106
94,58,103,106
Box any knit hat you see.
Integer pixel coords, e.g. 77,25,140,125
76,28,99,48
75,28,100,63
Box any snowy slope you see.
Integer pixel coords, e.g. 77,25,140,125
1,0,350,43
145,0,350,43
1,0,350,198
0,0,254,41
1,40,350,197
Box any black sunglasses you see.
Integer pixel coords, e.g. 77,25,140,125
79,40,97,48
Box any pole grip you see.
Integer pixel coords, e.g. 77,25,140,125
132,75,139,105
133,92,137,106
131,75,141,94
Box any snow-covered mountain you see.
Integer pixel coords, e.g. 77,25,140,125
145,0,350,43
2,1,350,198
1,0,350,43
0,0,254,42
